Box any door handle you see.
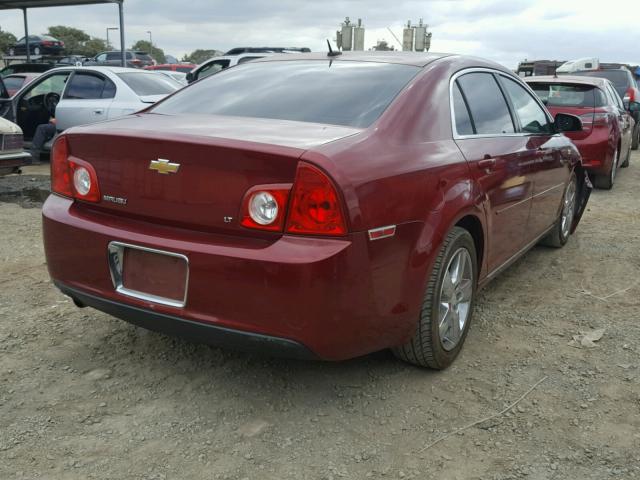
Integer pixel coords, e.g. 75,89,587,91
93,109,104,115
478,157,496,169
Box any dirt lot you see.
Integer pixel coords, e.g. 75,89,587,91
1,157,639,480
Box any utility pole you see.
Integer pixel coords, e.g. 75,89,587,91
106,27,118,49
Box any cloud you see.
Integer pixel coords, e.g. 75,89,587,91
0,0,636,67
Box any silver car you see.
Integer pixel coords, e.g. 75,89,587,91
0,66,181,146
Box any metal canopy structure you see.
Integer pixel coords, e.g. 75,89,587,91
0,0,125,66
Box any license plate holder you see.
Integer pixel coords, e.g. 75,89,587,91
108,242,188,308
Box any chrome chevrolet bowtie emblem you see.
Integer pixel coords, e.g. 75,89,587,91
149,158,180,175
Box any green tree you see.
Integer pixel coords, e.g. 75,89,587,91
0,28,17,55
81,38,108,57
131,40,165,63
181,49,220,65
47,25,89,55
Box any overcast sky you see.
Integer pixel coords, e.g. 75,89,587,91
0,0,637,67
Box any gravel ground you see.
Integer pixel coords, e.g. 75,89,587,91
1,156,639,480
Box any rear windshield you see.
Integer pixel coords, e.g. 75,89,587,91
135,53,153,61
152,60,420,128
529,83,599,107
117,72,181,96
572,70,630,97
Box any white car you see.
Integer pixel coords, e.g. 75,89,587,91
0,66,181,145
153,70,188,85
0,117,30,175
188,53,288,83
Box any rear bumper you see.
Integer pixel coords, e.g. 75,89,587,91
43,195,428,360
56,282,317,359
568,128,612,176
0,150,32,172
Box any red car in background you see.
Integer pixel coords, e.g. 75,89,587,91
42,53,590,369
3,72,40,96
526,76,635,189
144,63,196,74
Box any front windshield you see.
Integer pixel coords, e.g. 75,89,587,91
152,60,420,128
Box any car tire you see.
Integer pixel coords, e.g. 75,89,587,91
632,123,639,150
33,46,41,55
392,226,477,369
593,147,617,190
8,48,14,56
540,173,577,248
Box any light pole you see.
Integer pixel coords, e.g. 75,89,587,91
146,30,152,47
106,27,118,50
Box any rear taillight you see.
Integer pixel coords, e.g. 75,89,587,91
42,40,53,46
131,58,142,65
240,185,291,232
285,162,347,236
625,88,635,103
239,162,347,236
579,112,607,130
50,136,101,202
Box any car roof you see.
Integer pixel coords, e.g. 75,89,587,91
248,51,451,67
46,66,150,74
524,75,611,88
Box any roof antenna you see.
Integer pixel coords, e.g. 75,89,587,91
327,39,342,57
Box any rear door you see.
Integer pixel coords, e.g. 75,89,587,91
498,75,565,237
452,70,533,273
55,71,116,130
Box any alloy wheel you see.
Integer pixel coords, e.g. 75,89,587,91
560,178,576,239
438,248,473,351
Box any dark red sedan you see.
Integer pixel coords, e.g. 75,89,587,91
42,53,591,369
526,75,636,189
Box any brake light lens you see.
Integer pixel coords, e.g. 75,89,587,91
51,136,72,197
50,136,101,202
579,112,607,130
240,185,290,231
625,88,635,103
285,162,347,236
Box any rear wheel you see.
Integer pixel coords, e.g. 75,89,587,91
8,48,14,56
632,123,639,150
593,147,617,190
541,173,577,248
33,46,41,55
393,227,477,369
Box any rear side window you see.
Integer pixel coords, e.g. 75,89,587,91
452,82,474,135
64,73,116,99
457,72,514,135
117,72,180,96
195,60,230,80
529,83,596,108
153,61,420,128
237,56,263,64
106,52,121,61
500,77,551,134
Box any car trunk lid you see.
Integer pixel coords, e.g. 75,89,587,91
65,113,361,235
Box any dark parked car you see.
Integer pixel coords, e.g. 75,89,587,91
86,51,154,68
42,52,590,369
55,55,88,66
572,68,640,149
225,46,311,55
8,35,64,56
0,63,54,77
526,75,635,189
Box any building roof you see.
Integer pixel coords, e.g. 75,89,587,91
0,0,119,9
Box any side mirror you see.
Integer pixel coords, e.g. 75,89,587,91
554,113,583,133
629,101,640,112
186,72,194,83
